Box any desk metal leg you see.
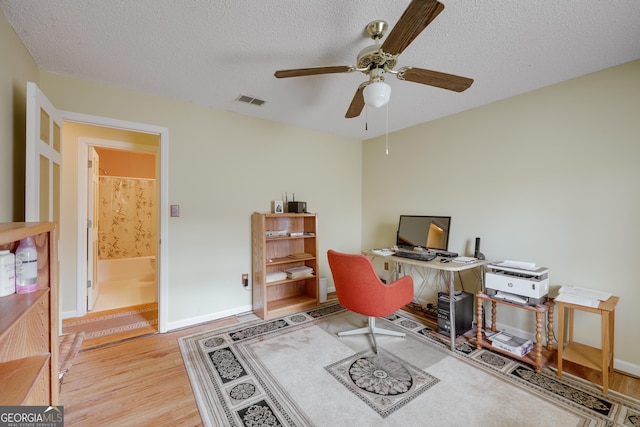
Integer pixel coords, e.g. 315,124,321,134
476,297,483,349
546,303,554,351
449,270,456,351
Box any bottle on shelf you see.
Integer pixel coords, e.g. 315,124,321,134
0,249,16,297
15,237,38,293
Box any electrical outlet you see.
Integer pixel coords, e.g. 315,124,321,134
170,204,180,217
384,262,389,270
242,273,248,287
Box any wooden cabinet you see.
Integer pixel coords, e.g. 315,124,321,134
0,223,58,405
252,213,318,320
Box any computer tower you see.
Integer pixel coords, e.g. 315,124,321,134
437,291,474,336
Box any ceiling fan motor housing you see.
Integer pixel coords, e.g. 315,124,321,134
357,45,397,70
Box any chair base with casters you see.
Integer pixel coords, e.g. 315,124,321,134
339,316,405,354
327,249,414,355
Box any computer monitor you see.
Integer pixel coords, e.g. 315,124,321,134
396,215,451,251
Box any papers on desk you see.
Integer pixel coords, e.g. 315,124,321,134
555,285,612,308
372,248,395,256
453,256,477,263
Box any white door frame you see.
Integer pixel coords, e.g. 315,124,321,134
66,111,169,333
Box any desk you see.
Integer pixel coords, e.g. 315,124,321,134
556,295,618,394
365,250,488,351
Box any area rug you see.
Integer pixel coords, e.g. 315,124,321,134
179,303,640,427
62,303,158,349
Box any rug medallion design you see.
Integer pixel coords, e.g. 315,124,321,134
179,303,640,427
325,348,439,418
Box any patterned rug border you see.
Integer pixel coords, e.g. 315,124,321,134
81,319,159,339
179,302,640,427
62,305,158,327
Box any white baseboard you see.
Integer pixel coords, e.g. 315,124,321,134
166,304,253,331
614,359,640,378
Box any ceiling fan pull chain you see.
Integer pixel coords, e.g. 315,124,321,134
365,106,368,131
385,102,389,155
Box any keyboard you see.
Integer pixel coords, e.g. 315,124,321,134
394,251,436,261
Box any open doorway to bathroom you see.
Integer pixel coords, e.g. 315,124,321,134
62,121,162,347
91,147,158,312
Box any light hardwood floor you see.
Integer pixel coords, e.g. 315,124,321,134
59,316,240,426
59,308,639,426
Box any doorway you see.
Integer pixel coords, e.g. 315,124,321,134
91,146,158,313
62,130,161,346
76,130,160,314
64,114,169,334
25,83,169,334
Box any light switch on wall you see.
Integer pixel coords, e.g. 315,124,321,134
170,204,180,217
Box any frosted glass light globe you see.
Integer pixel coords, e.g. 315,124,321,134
363,81,391,108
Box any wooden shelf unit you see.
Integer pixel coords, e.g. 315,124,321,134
0,222,58,405
476,292,554,373
252,213,318,320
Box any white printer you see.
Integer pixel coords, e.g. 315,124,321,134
485,261,549,306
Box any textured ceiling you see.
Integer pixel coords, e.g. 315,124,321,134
2,0,639,140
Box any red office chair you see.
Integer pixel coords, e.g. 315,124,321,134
327,250,414,354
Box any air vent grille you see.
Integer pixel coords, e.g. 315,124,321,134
236,95,266,106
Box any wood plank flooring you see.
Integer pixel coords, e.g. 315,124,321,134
59,316,239,426
59,304,639,426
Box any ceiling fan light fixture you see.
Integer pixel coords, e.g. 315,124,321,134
363,81,391,108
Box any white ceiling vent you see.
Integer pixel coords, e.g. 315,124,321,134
236,95,266,106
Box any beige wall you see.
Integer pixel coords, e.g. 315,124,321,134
39,72,362,326
362,60,640,369
0,12,39,221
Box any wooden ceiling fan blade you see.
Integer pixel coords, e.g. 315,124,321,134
381,0,444,56
345,85,366,118
274,66,353,78
398,67,473,92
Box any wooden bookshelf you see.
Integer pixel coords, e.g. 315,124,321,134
251,213,318,320
0,223,58,405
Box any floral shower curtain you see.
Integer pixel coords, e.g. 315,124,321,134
98,177,156,260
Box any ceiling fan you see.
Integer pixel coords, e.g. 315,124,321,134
274,0,474,119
